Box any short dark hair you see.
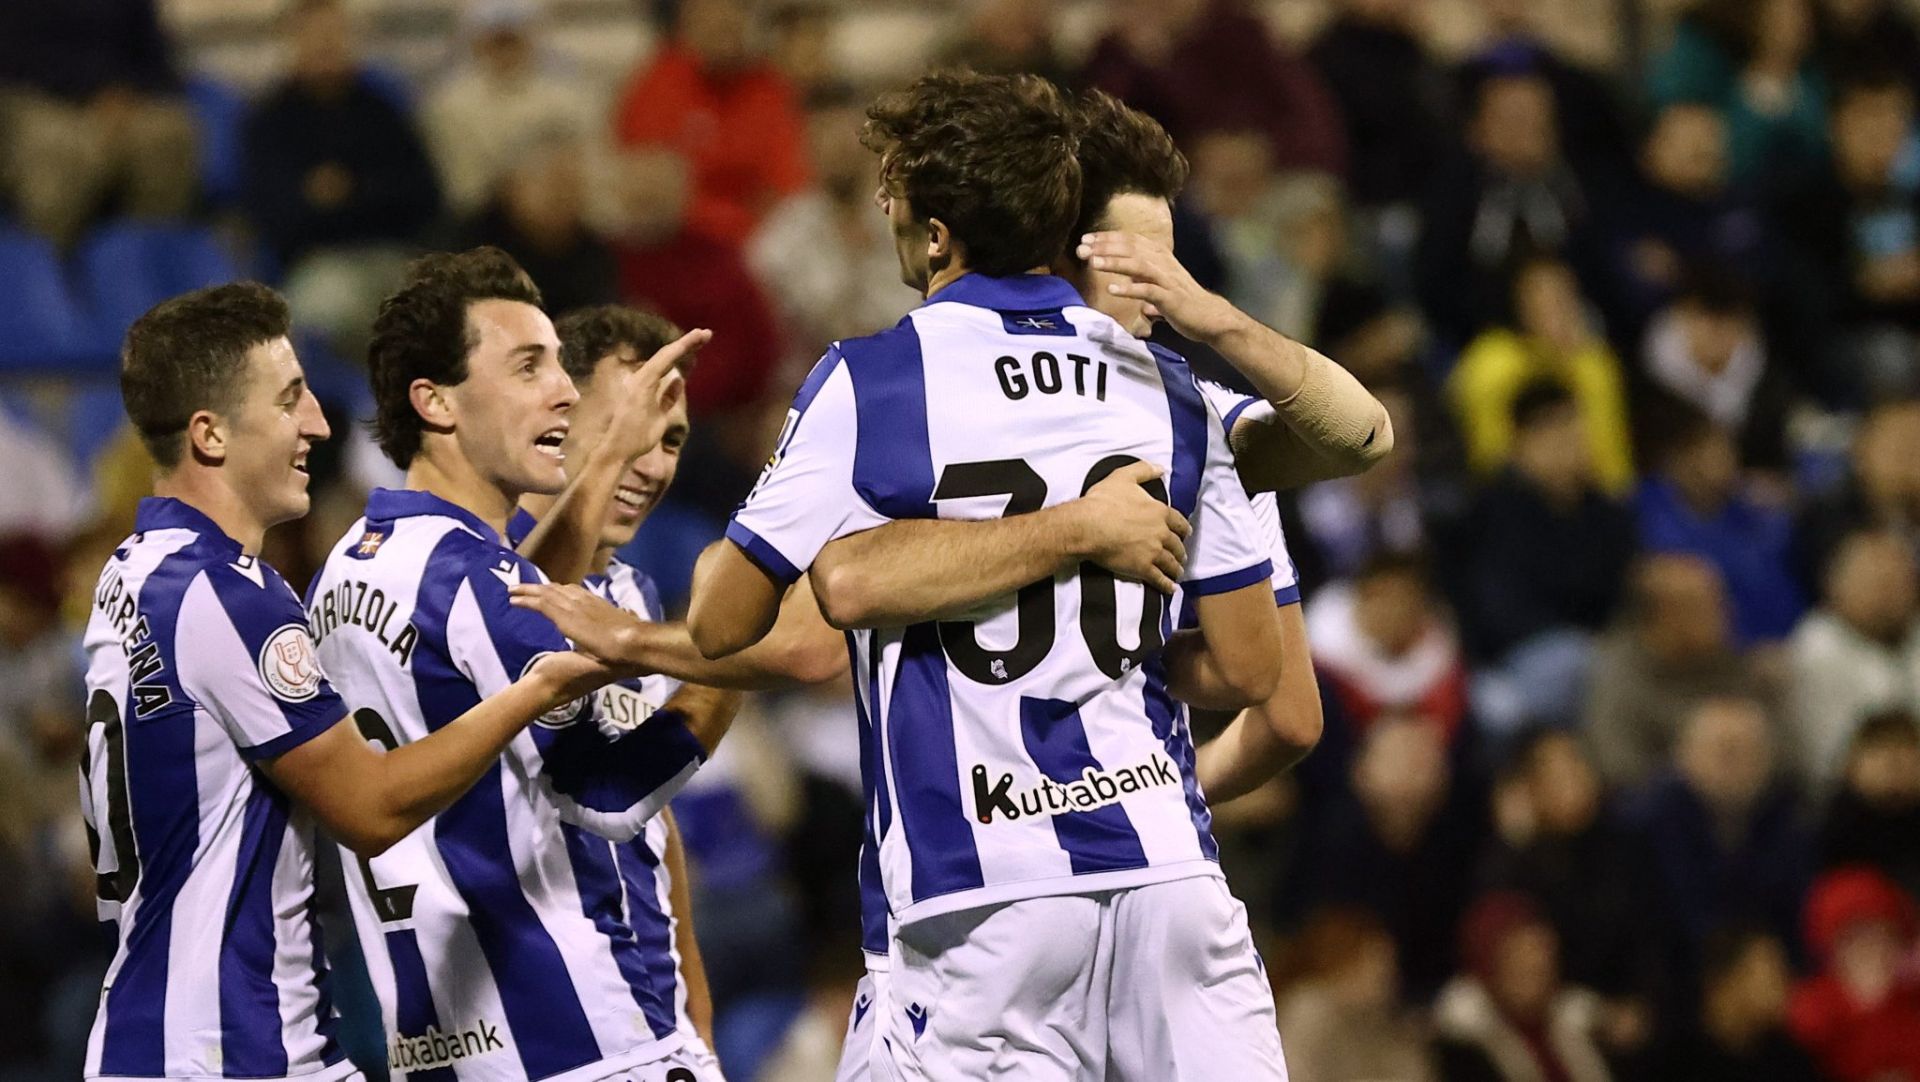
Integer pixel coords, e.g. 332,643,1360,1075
1675,263,1756,316
1070,89,1189,248
862,70,1081,277
1831,68,1913,114
1510,378,1577,432
121,281,291,468
1851,710,1920,753
367,247,543,468
555,305,685,387
1698,922,1778,992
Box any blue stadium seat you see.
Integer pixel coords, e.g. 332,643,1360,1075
184,76,248,207
76,222,241,363
0,226,86,373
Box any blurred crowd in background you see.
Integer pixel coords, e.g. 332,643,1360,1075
5,0,1920,1079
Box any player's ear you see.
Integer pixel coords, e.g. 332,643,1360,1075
185,409,228,465
926,216,952,262
409,378,456,432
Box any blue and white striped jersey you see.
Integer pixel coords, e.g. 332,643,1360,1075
79,497,355,1082
729,272,1274,928
505,511,701,1047
305,488,706,1081
849,374,1307,966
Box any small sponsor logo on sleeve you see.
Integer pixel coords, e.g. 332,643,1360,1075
258,624,324,702
522,652,589,728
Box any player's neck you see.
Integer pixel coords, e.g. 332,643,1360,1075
518,491,557,523
405,448,519,541
589,545,614,576
152,470,270,555
924,261,1052,299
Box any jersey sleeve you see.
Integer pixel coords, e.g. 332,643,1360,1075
1252,491,1302,606
1181,390,1275,596
725,349,889,585
447,550,705,842
176,566,347,761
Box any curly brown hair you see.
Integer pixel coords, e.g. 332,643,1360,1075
121,281,291,468
367,247,543,468
1070,89,1189,246
861,70,1082,277
554,305,685,388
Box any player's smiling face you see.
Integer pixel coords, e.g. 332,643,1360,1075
564,349,690,549
224,335,331,528
1075,192,1174,337
444,299,576,500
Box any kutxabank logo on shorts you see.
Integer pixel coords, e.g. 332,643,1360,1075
258,624,323,702
387,1019,507,1071
969,752,1180,824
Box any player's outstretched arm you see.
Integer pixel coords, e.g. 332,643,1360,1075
262,651,617,857
1080,231,1393,490
1192,603,1323,803
521,330,711,584
687,538,790,658
1162,581,1284,711
808,461,1190,629
511,577,847,689
662,810,716,1049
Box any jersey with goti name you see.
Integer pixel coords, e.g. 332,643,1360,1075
727,272,1274,927
305,488,706,1081
79,497,355,1082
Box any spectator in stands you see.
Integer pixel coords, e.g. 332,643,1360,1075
1814,0,1920,100
1818,712,1920,898
1787,867,1920,1082
422,0,595,219
1433,891,1614,1082
1661,925,1824,1082
1450,258,1634,494
1650,0,1830,193
1458,380,1636,668
1277,908,1438,1082
1081,0,1346,177
614,0,811,247
1279,714,1485,1001
1776,72,1920,406
1478,731,1666,1020
747,88,918,371
456,134,616,318
1308,0,1447,213
1796,397,1920,589
1626,696,1813,980
0,0,197,247
1308,551,1471,743
1787,531,1920,785
243,0,440,356
1638,271,1791,472
1457,0,1636,180
0,413,89,540
1607,103,1769,328
940,0,1071,88
1417,71,1610,350
1634,404,1806,644
609,148,782,423
1586,554,1765,789
1297,384,1459,580
0,534,79,764
767,4,834,97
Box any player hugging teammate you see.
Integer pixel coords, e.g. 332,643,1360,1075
78,69,1389,1082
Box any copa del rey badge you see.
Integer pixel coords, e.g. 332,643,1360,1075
259,624,324,702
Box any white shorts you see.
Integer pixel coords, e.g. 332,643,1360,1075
870,876,1286,1082
590,1035,726,1082
834,968,888,1082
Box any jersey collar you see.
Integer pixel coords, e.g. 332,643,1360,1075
133,496,245,557
923,272,1083,313
364,487,505,547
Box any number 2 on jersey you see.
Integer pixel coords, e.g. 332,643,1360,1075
352,707,419,922
933,455,1169,684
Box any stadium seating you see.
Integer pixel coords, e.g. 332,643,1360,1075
74,222,243,366
0,227,88,373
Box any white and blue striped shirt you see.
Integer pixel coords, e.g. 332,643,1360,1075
729,273,1274,928
306,489,706,1081
79,497,355,1082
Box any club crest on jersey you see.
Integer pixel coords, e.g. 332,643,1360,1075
258,624,323,702
969,753,1179,824
522,653,589,728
